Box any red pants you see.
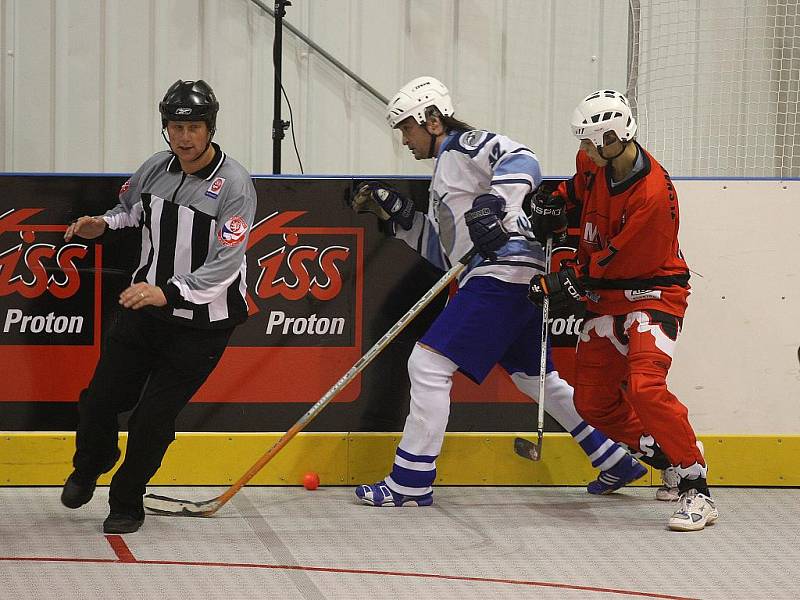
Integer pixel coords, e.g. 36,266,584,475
573,309,705,473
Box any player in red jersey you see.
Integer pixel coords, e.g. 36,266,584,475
528,89,718,531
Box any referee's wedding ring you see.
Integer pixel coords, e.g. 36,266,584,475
139,292,145,299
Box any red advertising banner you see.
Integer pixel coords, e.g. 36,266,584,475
0,208,102,400
0,205,365,405
0,175,579,433
195,210,364,403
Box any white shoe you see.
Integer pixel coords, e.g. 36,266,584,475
657,440,704,502
668,489,719,531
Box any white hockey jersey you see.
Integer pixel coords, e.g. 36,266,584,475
395,129,546,286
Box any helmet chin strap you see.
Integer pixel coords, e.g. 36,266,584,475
597,140,628,161
197,135,214,161
426,132,437,160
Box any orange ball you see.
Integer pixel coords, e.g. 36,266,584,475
302,471,320,490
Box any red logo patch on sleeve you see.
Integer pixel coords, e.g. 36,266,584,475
119,179,131,197
217,215,249,247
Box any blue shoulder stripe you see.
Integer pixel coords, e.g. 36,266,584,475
493,153,542,180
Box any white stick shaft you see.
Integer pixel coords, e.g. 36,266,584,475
537,236,554,434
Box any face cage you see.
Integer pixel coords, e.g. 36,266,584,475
572,121,630,150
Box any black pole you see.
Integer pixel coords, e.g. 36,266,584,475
249,0,388,105
272,0,290,174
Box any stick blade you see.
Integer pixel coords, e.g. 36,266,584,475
143,493,221,517
514,436,543,462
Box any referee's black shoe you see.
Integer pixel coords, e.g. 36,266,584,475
61,450,121,509
103,511,145,534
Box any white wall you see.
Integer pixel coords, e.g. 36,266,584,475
672,180,800,433
0,0,629,175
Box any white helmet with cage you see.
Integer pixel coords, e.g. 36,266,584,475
570,89,637,147
385,76,454,128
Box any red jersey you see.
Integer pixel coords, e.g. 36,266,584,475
556,143,690,317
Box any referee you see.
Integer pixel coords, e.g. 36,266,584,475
61,80,257,534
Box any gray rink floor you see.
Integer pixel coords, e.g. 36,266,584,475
1,487,799,600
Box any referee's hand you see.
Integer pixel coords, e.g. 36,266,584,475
65,216,107,242
120,283,167,309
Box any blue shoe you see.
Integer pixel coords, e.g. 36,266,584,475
587,456,648,495
355,480,433,507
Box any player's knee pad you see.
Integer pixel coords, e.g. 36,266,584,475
407,344,458,384
510,370,583,430
510,371,572,403
543,371,574,406
509,371,537,400
407,344,457,422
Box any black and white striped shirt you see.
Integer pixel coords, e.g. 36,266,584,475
103,143,257,329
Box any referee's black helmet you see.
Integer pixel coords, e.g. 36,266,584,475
159,80,219,133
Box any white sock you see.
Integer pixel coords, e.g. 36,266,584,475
386,344,457,496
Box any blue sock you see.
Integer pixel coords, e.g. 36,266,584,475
570,421,627,471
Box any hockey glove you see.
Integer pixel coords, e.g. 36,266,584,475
350,180,415,230
528,267,586,317
464,194,510,260
530,188,567,245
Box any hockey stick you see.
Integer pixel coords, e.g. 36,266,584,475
144,247,478,517
514,234,553,462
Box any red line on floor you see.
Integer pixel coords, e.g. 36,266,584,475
0,555,698,599
105,535,137,563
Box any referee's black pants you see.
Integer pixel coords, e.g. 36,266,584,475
72,308,233,516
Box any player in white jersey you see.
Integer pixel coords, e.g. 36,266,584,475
350,76,646,506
